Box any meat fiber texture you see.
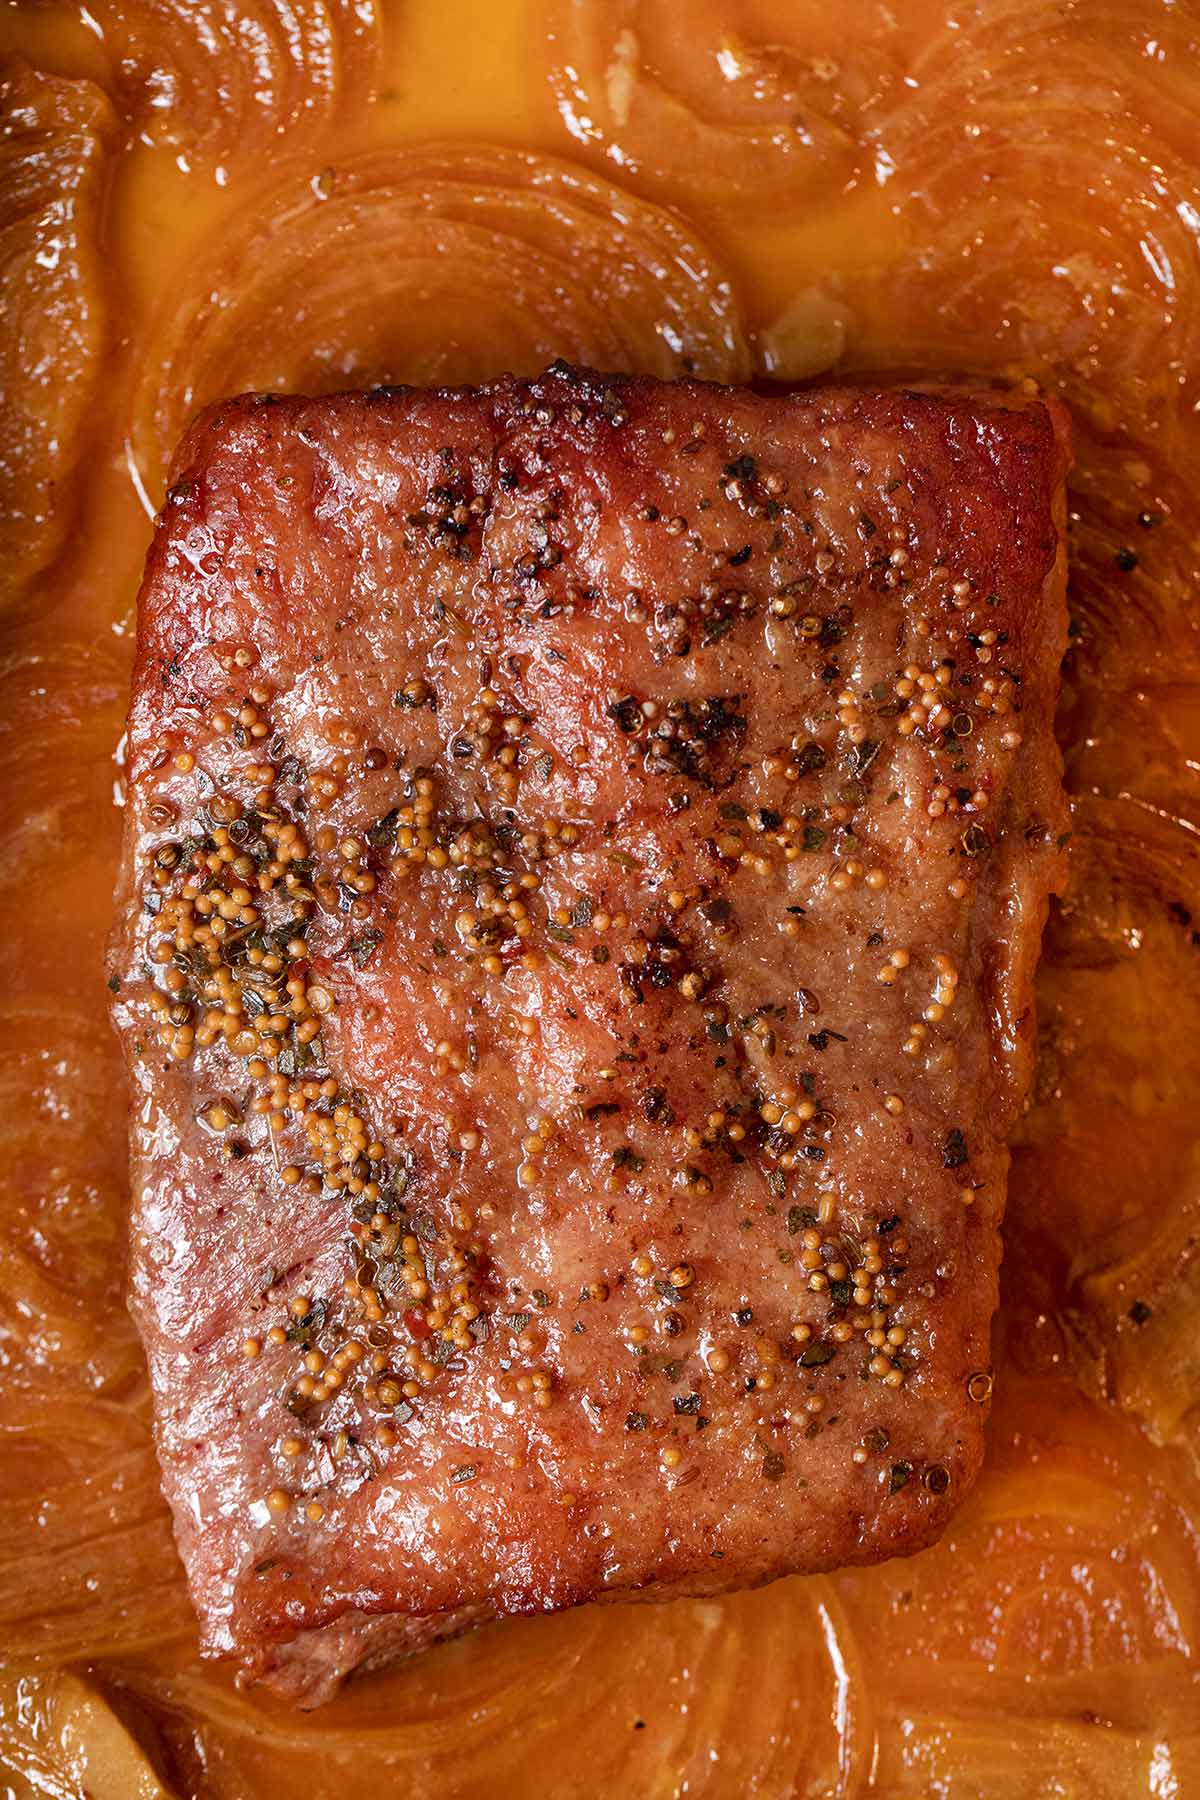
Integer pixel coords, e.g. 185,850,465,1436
110,363,1070,1703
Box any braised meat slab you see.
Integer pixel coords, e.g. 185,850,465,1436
110,364,1069,1703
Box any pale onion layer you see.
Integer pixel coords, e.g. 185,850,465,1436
87,0,382,158
0,1672,175,1800
0,63,114,619
134,143,750,491
537,0,907,211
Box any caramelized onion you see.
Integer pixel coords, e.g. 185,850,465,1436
838,1378,1200,1793
1014,790,1200,1445
0,63,114,619
135,144,749,488
0,1005,131,1380
0,637,131,1377
0,1394,191,1665
538,0,903,210
87,0,381,157
128,1578,867,1796
0,640,127,860
851,2,1200,431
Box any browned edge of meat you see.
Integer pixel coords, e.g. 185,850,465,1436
109,364,1071,1704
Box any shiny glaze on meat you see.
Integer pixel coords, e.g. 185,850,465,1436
111,368,1068,1699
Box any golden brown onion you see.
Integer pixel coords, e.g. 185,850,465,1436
0,1004,134,1385
134,144,750,488
537,0,904,211
0,640,128,886
0,62,114,620
86,0,381,159
1013,787,1200,1446
837,1379,1200,1794
0,1392,191,1666
127,1576,866,1797
0,636,132,1378
1057,438,1198,683
846,1,1200,435
872,1707,1200,1795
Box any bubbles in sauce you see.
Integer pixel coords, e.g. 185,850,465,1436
1,0,1199,1792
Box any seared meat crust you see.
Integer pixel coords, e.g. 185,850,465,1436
111,365,1069,1703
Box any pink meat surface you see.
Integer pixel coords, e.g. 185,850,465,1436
110,364,1070,1703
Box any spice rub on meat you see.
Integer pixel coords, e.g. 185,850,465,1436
110,364,1070,1704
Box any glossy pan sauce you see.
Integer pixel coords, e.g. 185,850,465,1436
0,1,1198,1793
